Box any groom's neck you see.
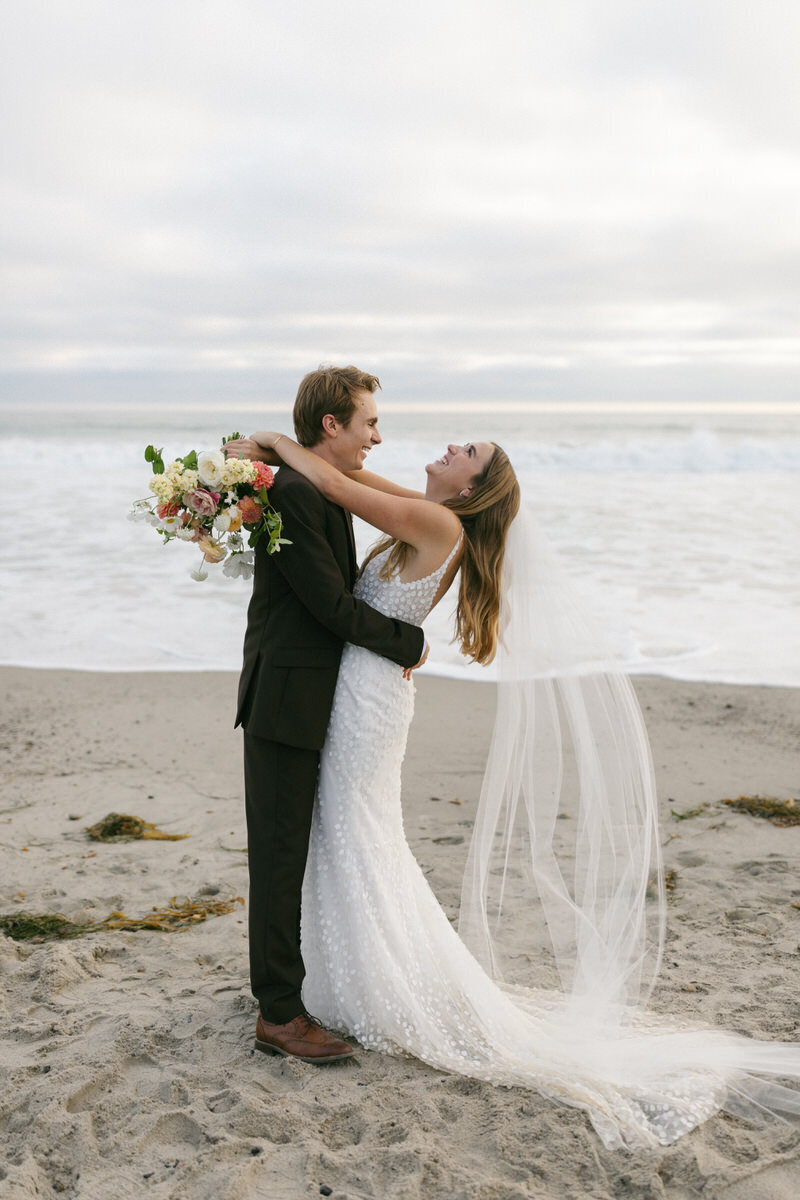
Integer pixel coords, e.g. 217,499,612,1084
307,440,347,473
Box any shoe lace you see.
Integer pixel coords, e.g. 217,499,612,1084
300,1011,324,1030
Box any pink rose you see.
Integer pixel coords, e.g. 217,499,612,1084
253,462,275,490
184,489,219,518
238,496,264,524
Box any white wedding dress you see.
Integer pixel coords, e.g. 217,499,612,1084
301,532,800,1150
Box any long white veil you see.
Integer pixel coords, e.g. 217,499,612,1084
459,506,665,1020
457,506,800,1145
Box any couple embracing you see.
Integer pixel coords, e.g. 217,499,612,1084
227,364,518,1063
226,365,800,1150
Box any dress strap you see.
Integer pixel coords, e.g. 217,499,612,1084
434,529,464,578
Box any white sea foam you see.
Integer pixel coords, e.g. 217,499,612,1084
1,411,798,686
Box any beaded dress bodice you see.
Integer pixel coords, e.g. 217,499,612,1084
353,537,461,625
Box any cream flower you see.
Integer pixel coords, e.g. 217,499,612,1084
149,474,180,503
178,468,199,491
197,449,226,488
221,457,258,488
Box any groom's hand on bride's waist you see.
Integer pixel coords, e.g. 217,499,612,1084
403,640,429,680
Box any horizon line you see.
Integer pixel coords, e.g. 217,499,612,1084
2,399,799,416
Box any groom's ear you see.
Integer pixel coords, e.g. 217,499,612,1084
320,413,338,438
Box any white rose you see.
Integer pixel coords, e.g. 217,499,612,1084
197,449,226,488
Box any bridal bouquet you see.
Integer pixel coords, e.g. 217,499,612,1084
130,434,289,581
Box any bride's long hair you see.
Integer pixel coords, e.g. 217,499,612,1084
362,444,520,664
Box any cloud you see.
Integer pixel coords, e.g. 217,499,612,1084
1,1,799,401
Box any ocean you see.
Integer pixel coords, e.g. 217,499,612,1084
2,392,798,686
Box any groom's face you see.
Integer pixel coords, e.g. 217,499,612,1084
329,389,382,472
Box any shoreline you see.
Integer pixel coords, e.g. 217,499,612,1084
3,658,799,690
1,668,799,1198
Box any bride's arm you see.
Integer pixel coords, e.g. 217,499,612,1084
225,437,426,499
343,468,426,501
250,432,457,550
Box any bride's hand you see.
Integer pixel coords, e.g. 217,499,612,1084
223,435,282,466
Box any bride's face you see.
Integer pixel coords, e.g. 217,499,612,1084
425,441,494,502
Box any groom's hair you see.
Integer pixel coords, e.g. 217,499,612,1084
293,365,381,447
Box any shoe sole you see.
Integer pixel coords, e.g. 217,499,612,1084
254,1037,354,1064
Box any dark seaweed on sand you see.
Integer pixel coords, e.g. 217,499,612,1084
86,812,188,841
722,795,800,827
0,913,91,940
0,896,244,941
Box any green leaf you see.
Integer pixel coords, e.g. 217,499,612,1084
145,444,165,473
179,449,198,471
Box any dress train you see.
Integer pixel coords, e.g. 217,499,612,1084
300,532,800,1149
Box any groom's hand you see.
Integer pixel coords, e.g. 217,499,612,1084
402,640,429,680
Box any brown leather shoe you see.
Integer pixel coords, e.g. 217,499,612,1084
255,1012,355,1064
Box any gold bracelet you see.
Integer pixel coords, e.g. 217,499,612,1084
273,434,285,450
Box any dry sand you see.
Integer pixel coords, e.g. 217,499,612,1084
1,667,799,1199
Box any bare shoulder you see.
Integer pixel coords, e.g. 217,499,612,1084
429,503,463,545
397,500,463,578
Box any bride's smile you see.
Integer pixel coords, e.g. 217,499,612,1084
425,441,494,501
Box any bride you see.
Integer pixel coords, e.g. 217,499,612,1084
237,428,800,1150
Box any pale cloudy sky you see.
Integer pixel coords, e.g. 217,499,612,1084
2,0,800,406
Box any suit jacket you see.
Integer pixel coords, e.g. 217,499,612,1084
236,465,425,750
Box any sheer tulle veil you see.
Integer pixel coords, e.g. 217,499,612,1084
457,505,800,1145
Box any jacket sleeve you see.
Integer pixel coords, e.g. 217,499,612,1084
270,475,425,669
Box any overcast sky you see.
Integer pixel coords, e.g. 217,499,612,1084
2,0,800,406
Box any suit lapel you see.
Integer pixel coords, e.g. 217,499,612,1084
341,506,358,586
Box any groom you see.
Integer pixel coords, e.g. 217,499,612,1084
231,366,427,1064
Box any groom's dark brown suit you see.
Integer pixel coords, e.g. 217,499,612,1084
236,464,424,1023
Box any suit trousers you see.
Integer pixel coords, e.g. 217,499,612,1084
243,730,320,1023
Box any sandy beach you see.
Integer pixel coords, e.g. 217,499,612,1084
1,666,799,1199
